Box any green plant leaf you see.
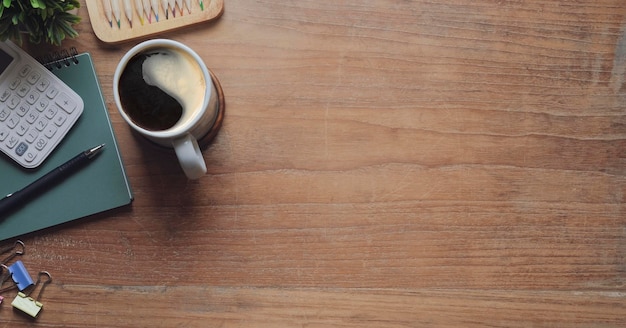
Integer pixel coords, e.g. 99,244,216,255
30,0,45,9
0,0,80,46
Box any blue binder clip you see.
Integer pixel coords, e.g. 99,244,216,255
8,260,34,291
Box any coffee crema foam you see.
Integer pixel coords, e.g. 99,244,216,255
118,48,206,131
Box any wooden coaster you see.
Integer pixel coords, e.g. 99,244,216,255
85,0,224,43
198,68,225,149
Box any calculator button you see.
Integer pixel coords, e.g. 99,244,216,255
17,103,29,116
25,109,39,124
0,108,9,121
45,86,59,99
16,122,28,136
6,113,19,128
24,151,37,163
17,83,29,97
34,117,47,131
8,95,20,109
25,128,38,143
18,65,31,77
9,78,21,90
44,106,57,119
36,98,48,112
36,78,50,92
15,142,28,156
54,113,67,126
43,125,57,138
25,90,39,105
0,90,10,102
34,136,47,150
55,92,77,113
0,126,8,141
6,135,18,148
27,71,40,85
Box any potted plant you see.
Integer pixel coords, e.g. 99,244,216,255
0,0,81,46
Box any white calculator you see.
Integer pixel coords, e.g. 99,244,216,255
0,40,83,169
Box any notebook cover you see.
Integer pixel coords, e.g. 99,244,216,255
0,52,133,241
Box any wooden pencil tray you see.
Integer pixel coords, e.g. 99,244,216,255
85,0,224,43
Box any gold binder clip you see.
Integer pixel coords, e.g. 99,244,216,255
0,240,25,264
11,271,52,318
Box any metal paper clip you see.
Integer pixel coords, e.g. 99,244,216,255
7,260,34,291
0,240,25,264
12,271,52,318
0,264,16,300
0,264,10,284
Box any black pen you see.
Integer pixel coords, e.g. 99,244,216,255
0,144,105,217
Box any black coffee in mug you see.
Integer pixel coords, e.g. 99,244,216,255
118,52,184,131
118,46,207,133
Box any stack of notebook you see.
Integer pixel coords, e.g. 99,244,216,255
0,51,133,241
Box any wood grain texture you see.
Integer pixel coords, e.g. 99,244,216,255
1,0,625,326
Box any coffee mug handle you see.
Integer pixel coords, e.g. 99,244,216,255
172,134,207,179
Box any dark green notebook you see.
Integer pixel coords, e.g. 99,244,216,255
0,52,133,241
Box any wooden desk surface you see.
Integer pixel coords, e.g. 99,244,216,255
2,0,625,326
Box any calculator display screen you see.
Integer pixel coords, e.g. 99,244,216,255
0,48,14,75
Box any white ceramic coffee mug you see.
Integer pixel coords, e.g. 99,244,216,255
113,39,218,179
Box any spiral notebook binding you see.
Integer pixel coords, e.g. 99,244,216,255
38,47,80,70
